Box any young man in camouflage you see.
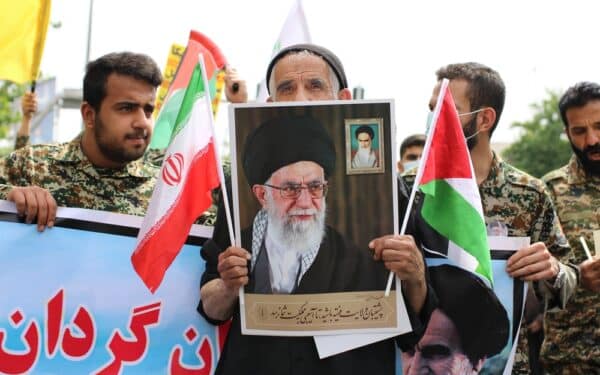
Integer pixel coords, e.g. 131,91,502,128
0,52,163,230
541,81,600,373
403,62,579,374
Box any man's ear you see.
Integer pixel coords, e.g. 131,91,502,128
338,88,352,100
478,107,497,134
80,102,96,129
252,184,268,206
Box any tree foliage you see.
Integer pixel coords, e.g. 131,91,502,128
0,80,26,139
501,91,572,178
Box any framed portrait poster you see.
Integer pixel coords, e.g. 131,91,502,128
345,118,385,175
228,99,410,337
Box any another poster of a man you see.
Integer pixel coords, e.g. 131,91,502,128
239,115,388,295
346,118,384,174
352,125,379,168
402,264,509,375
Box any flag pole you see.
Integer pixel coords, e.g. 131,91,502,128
199,52,242,310
197,53,236,247
384,79,449,297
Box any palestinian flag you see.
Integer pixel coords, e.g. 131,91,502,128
132,58,220,292
416,79,493,284
150,30,227,149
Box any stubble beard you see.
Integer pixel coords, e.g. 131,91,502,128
94,117,148,165
463,116,479,151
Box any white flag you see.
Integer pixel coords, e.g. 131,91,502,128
256,0,311,101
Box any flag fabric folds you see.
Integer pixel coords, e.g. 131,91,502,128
150,30,227,149
132,58,220,293
255,0,311,101
416,79,493,284
0,0,52,84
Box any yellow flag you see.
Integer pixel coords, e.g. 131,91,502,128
154,43,185,117
0,0,52,84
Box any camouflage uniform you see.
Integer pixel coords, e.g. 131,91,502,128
541,155,600,374
405,153,575,374
0,135,158,216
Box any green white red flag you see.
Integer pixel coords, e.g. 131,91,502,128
132,56,220,292
150,30,227,149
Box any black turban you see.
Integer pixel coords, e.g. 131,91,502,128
355,125,374,139
265,43,348,94
242,115,336,186
428,265,509,364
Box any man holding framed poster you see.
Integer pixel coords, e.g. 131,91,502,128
204,100,434,375
237,114,404,335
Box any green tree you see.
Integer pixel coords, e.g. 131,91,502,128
501,91,572,178
0,80,26,139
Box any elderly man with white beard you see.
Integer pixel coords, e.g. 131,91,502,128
241,116,357,297
199,44,435,375
206,115,430,375
254,158,329,294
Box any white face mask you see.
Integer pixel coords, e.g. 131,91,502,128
402,159,420,172
426,107,486,142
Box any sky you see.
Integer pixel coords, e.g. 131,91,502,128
40,0,600,149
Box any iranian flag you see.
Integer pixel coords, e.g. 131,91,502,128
132,57,220,293
150,30,227,149
415,79,493,284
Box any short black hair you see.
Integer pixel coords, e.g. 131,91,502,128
83,52,163,112
436,62,505,137
400,134,426,158
558,81,600,129
355,125,374,140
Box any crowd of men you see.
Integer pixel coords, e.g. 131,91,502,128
0,43,598,374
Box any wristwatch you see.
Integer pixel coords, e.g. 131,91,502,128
552,263,566,289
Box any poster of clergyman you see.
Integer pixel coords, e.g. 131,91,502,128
345,118,385,175
228,100,411,336
398,236,528,375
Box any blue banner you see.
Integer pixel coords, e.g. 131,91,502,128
0,204,223,374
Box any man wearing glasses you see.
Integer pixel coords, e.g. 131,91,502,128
210,115,412,374
241,115,339,296
200,44,434,374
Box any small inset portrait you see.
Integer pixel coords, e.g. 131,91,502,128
345,118,384,175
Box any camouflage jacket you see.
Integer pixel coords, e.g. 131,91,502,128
540,155,600,373
404,153,575,374
0,135,159,216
